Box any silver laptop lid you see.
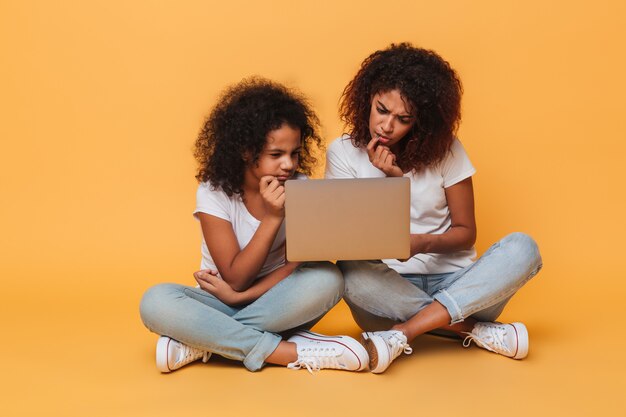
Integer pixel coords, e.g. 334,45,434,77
285,177,410,261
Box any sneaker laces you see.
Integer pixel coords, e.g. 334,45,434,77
463,323,511,355
387,332,413,357
177,344,210,366
287,347,341,374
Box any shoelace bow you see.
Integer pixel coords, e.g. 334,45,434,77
179,345,210,365
287,347,340,374
389,334,413,355
462,325,511,354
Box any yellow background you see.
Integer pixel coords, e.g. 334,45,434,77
1,0,625,416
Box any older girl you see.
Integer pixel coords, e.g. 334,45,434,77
326,44,543,373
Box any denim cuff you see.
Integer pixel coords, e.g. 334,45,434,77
242,332,282,372
434,289,465,325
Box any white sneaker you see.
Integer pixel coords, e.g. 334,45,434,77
462,322,529,359
156,336,211,373
361,330,413,374
286,331,369,373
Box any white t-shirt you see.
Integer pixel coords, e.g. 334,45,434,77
325,135,477,274
194,183,287,278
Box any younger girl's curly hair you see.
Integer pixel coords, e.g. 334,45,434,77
340,43,462,172
195,77,322,196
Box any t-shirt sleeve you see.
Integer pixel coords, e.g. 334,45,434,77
441,139,476,188
194,183,231,221
325,137,356,179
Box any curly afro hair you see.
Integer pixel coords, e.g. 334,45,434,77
195,77,322,196
340,43,463,173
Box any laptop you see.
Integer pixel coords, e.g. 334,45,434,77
284,177,410,261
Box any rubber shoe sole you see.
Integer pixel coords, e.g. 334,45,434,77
361,332,391,374
510,322,529,359
156,336,173,372
289,331,369,371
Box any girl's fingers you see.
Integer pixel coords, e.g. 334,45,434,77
204,273,221,285
194,270,212,281
366,137,380,160
196,275,216,290
275,193,286,208
259,176,277,193
194,268,218,274
372,146,389,168
384,152,395,168
274,185,285,198
266,185,285,203
378,145,391,162
262,180,281,200
267,179,280,192
379,147,389,163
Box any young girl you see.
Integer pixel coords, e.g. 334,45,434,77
326,43,543,373
140,78,368,373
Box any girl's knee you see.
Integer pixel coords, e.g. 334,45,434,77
503,232,542,267
337,261,382,297
139,283,180,324
502,232,535,249
500,233,543,282
306,262,344,300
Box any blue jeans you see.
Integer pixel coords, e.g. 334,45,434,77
338,233,543,330
139,261,343,371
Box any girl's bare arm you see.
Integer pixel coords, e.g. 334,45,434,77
409,177,477,256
